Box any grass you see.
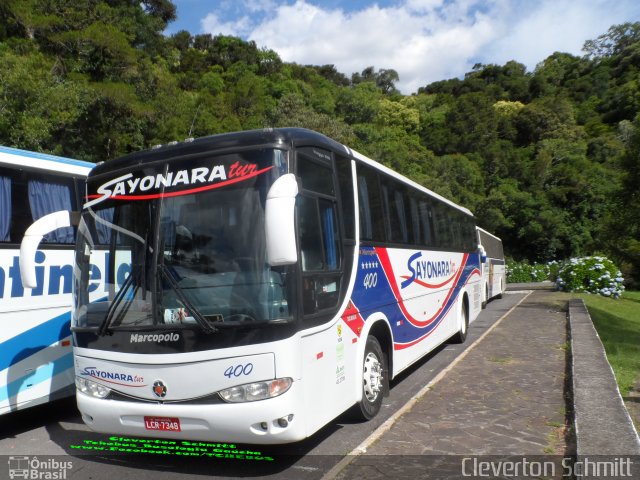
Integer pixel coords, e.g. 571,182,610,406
575,291,640,395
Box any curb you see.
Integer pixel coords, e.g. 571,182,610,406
506,281,555,291
569,299,640,456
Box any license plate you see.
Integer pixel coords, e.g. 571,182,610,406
144,416,181,432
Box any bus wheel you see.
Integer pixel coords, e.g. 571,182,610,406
355,336,385,420
451,299,468,344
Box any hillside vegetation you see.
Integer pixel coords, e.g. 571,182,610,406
1,2,638,282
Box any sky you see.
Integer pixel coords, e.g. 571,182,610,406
166,0,640,94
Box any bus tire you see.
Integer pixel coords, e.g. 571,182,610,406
451,298,468,344
354,336,385,421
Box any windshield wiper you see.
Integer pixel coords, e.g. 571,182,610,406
97,271,136,336
159,265,218,334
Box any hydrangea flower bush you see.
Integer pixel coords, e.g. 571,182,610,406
555,256,625,298
506,259,558,283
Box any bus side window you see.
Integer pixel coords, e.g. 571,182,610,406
0,174,10,241
434,203,453,248
357,166,384,242
299,197,341,315
409,196,420,245
297,151,342,316
418,200,434,247
0,168,30,243
382,181,408,244
1,167,80,245
28,177,75,243
299,196,325,271
335,156,355,240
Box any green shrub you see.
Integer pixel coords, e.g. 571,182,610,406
555,256,624,298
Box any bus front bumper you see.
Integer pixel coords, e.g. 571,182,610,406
76,381,306,445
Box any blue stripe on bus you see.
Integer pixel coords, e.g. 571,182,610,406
0,311,71,372
0,145,93,168
0,353,74,403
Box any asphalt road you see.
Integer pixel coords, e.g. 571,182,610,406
0,292,525,480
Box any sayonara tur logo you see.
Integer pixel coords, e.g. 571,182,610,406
152,380,167,398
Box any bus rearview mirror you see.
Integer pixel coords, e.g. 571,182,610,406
19,210,80,288
265,174,298,266
478,245,487,263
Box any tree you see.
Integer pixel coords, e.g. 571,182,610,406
376,99,419,133
351,66,399,95
583,22,640,59
0,48,89,153
604,115,640,284
443,92,498,153
267,94,354,145
336,82,380,124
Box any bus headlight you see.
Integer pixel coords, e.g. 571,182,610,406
219,378,292,403
75,376,111,398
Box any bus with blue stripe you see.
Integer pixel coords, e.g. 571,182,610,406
1,146,92,414
21,128,483,443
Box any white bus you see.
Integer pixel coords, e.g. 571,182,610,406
22,128,483,443
1,146,92,414
477,226,505,308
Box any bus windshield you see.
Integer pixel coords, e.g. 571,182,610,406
73,148,293,332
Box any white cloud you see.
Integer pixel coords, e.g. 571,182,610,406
246,0,503,93
201,12,253,37
485,0,638,70
200,0,640,94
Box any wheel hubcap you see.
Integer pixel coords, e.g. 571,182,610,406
363,352,383,402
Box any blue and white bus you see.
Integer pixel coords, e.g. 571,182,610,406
1,146,93,414
477,227,505,308
22,128,482,443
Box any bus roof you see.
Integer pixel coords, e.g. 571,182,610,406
90,128,348,176
0,145,93,176
90,128,472,216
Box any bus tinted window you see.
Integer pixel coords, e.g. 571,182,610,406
0,175,10,241
463,217,477,251
418,200,434,247
335,156,355,240
299,196,325,271
433,203,452,248
298,154,334,195
409,196,420,245
382,181,408,244
28,178,75,243
296,149,343,316
357,166,385,242
0,168,76,244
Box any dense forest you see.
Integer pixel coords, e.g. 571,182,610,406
0,1,639,283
